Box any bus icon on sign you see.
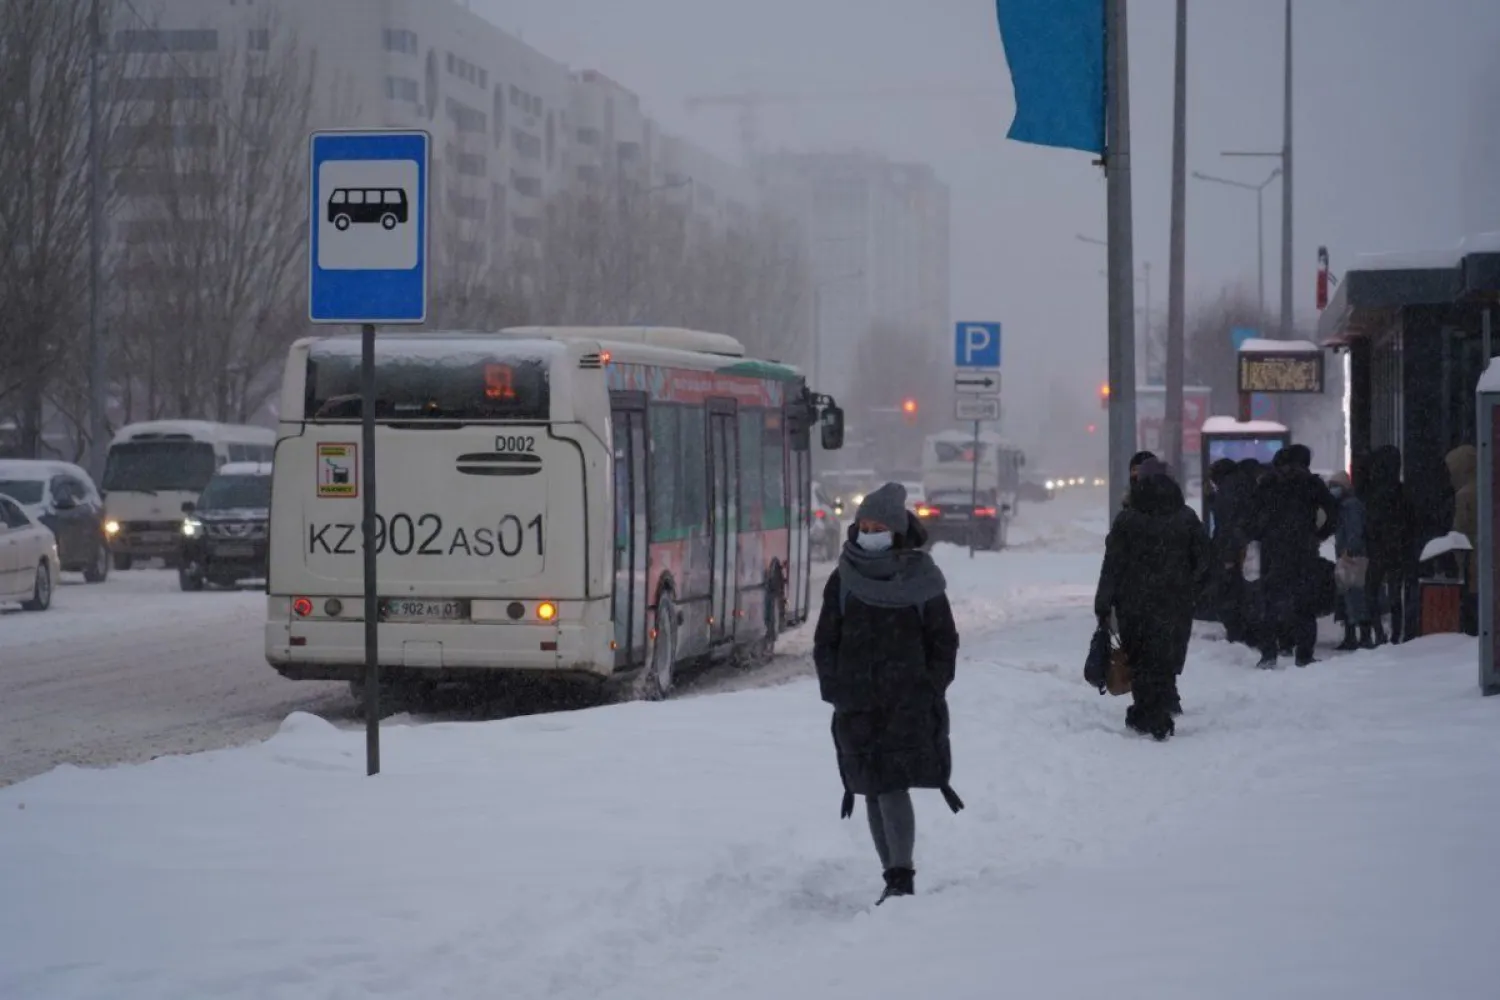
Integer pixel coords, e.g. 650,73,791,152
328,188,409,231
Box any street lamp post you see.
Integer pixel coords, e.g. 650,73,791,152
1192,167,1282,323
1082,235,1151,381
1223,0,1293,338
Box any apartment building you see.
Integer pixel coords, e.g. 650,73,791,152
760,151,952,399
115,0,760,273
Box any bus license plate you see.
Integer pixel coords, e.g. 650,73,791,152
381,598,467,621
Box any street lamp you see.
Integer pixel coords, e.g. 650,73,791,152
1193,167,1282,324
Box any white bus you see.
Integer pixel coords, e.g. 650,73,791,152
264,327,844,700
103,420,275,569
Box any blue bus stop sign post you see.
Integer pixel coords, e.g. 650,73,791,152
954,323,1003,558
309,129,430,777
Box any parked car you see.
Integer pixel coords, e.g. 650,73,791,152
178,462,272,591
0,459,110,582
0,492,60,610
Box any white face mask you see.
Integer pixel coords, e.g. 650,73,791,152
857,530,893,552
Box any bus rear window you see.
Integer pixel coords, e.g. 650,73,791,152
304,342,551,422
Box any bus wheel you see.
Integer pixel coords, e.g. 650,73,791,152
635,594,678,701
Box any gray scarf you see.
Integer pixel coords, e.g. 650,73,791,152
837,537,948,610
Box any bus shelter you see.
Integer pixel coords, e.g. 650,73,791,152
1197,416,1290,524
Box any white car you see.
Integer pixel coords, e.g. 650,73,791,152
0,491,60,611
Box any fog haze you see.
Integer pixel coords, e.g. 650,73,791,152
484,0,1497,444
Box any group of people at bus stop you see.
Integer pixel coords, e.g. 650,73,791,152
806,438,1477,906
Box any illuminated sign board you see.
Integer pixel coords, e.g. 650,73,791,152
1237,351,1325,394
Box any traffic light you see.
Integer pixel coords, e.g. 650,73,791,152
901,397,919,423
1099,382,1111,410
1087,423,1097,434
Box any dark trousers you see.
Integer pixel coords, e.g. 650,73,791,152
1120,613,1190,717
1217,568,1246,642
1260,579,1315,661
1365,558,1408,642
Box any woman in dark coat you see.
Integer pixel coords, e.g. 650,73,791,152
1094,461,1209,740
813,482,962,905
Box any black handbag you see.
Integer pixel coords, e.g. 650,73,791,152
1084,624,1112,694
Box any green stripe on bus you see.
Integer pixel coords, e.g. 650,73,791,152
716,360,801,380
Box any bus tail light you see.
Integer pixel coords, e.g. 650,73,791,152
293,597,313,618
536,601,558,622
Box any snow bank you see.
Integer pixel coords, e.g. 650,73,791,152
3,501,1499,999
1201,416,1288,435
1237,337,1322,354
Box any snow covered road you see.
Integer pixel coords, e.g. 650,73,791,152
0,571,347,787
1,494,1109,787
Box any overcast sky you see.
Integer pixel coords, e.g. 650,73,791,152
481,0,1499,430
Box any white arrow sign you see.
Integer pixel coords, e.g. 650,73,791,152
954,371,1000,394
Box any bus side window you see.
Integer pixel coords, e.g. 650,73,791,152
228,444,246,462
738,409,764,531
678,406,708,534
762,411,786,530
649,404,679,542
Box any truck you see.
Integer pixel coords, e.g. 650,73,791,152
917,430,1025,550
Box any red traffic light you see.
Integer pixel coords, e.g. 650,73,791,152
1087,423,1097,434
1100,382,1111,409
901,397,918,415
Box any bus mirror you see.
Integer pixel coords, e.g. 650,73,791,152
820,405,845,451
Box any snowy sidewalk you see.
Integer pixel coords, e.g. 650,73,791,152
3,502,1499,999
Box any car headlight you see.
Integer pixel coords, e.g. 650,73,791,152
851,493,864,506
1045,480,1055,490
182,518,203,537
104,519,120,535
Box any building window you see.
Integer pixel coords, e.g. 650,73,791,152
446,96,486,134
512,214,541,239
119,76,220,101
386,76,419,102
114,29,218,53
511,129,541,160
576,127,599,146
454,151,487,177
383,29,418,54
510,172,541,198
247,28,270,52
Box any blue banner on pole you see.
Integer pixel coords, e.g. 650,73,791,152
995,0,1105,154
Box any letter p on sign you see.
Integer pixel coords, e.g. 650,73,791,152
954,322,1002,368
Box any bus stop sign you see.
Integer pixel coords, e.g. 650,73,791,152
308,129,430,324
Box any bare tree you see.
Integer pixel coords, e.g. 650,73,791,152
114,13,316,422
0,0,147,456
1184,285,1262,413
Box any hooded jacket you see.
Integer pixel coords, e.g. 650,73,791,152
1095,472,1210,622
1446,444,1478,554
813,513,963,813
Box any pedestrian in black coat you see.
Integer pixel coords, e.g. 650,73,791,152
812,481,962,905
1359,445,1417,644
1249,446,1339,666
1207,458,1253,643
1119,450,1158,511
1094,461,1210,741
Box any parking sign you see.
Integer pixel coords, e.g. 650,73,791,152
954,322,1002,368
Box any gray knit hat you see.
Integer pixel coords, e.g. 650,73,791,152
855,481,908,531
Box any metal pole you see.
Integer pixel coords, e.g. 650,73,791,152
87,0,107,478
812,287,821,389
1105,0,1138,515
969,420,980,559
1279,0,1293,339
1163,0,1187,478
1256,185,1266,325
361,322,381,776
1142,262,1151,382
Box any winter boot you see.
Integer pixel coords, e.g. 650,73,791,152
1372,620,1388,647
1336,622,1359,651
1359,623,1376,649
1294,651,1316,668
877,867,915,905
1256,653,1278,669
1149,713,1174,742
